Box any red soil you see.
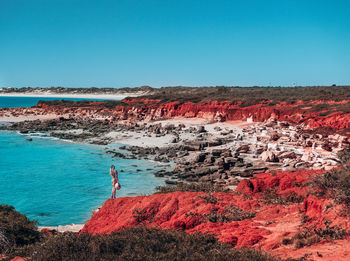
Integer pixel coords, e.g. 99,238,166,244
81,169,350,260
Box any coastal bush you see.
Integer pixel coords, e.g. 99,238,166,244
312,166,350,208
31,227,278,261
0,228,10,253
156,182,230,193
36,99,125,108
136,86,350,104
281,221,349,248
198,192,219,204
205,205,256,223
338,147,350,164
0,205,40,254
185,205,256,224
132,208,157,224
261,189,304,205
29,86,350,106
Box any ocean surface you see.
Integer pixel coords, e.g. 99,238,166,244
0,96,111,108
0,97,168,226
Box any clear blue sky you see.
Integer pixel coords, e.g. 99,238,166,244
0,0,349,88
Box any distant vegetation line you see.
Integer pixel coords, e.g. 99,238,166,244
1,85,350,103
0,86,152,94
137,86,350,103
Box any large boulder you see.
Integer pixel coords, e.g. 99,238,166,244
194,153,207,163
261,151,279,162
236,144,250,153
269,132,281,141
278,151,297,160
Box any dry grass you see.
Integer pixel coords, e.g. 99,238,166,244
0,205,40,255
156,182,230,193
31,227,278,261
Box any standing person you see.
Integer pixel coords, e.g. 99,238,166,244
110,165,120,199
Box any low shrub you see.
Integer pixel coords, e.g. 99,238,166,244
0,205,40,254
261,189,304,205
155,182,230,193
31,227,278,261
198,192,219,204
312,166,350,208
186,205,256,224
282,221,349,248
132,208,157,224
338,147,350,164
205,205,256,223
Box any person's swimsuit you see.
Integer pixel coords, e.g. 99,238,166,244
111,170,118,186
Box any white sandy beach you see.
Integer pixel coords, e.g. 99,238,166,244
39,224,84,233
104,117,249,148
0,91,145,100
0,114,59,122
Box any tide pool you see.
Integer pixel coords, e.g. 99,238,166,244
0,131,167,226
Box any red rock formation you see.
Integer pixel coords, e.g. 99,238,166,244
3,99,350,130
81,169,350,260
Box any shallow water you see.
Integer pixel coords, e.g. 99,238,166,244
0,96,169,225
0,96,111,108
0,131,167,226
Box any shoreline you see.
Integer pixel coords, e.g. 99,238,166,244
1,103,346,234
38,224,85,233
0,128,171,229
0,91,144,100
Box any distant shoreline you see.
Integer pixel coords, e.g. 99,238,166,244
0,92,144,100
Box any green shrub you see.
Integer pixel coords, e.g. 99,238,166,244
136,86,350,104
205,205,256,223
198,192,219,204
156,182,230,193
31,227,278,261
282,221,349,249
338,147,350,164
261,189,304,205
312,166,350,207
0,205,40,254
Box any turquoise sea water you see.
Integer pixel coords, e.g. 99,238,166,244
0,96,112,108
0,97,167,226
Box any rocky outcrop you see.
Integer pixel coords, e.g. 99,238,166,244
81,169,350,260
2,99,350,130
113,99,350,129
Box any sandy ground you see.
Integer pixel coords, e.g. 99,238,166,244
0,114,59,122
39,224,84,233
0,91,144,100
0,112,251,149
0,113,255,148
105,118,251,148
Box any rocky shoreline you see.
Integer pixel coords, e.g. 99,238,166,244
2,91,350,260
1,112,346,190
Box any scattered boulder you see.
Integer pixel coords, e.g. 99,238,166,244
278,151,297,160
194,153,207,163
236,145,250,153
261,151,279,162
197,126,206,133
